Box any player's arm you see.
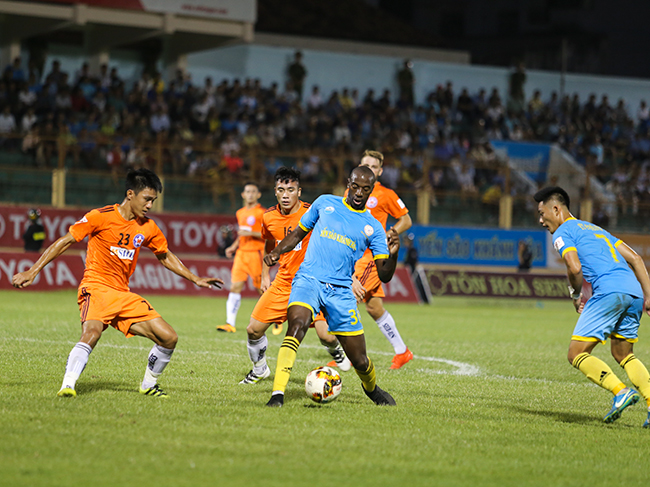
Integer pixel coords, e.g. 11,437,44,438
351,275,366,303
375,230,400,283
261,238,276,292
617,241,650,316
388,213,412,237
562,249,584,313
225,236,239,258
238,229,262,238
12,232,77,288
264,226,308,267
156,250,223,289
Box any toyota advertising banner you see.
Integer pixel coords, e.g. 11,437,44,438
0,251,419,302
0,205,235,255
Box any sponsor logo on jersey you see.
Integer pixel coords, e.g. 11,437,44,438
553,236,565,252
324,206,335,214
367,197,378,209
75,216,88,224
319,227,356,250
110,246,135,261
133,233,145,248
397,198,405,209
364,225,374,236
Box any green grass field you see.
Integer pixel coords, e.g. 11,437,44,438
1,291,649,487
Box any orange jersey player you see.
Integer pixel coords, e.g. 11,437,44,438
12,169,223,398
350,150,414,369
217,182,265,333
239,167,351,384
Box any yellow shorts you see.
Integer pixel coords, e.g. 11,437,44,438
77,284,161,338
231,249,263,289
251,280,326,326
354,257,385,302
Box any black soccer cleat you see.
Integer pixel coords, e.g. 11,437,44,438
266,394,284,407
363,385,396,406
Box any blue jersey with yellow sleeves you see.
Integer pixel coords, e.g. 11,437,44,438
297,195,389,286
552,217,642,297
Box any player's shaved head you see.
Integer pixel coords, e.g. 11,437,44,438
126,169,162,196
351,165,376,185
534,186,570,209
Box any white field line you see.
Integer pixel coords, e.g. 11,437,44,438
1,336,481,376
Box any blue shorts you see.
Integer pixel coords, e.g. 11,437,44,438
288,274,363,336
572,292,643,344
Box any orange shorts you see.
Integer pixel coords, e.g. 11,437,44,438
77,284,161,338
231,249,263,289
251,280,326,326
354,257,385,302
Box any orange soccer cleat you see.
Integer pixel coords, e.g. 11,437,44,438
390,348,413,369
216,324,236,333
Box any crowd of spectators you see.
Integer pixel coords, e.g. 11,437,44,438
1,55,649,211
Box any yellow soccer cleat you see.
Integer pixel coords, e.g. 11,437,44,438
57,387,77,398
216,324,236,333
272,323,283,335
139,384,168,398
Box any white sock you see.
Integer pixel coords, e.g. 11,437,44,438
141,344,174,390
61,342,92,390
226,292,242,327
247,335,268,374
376,311,407,354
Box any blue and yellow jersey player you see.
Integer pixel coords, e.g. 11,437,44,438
263,166,401,407
535,186,650,427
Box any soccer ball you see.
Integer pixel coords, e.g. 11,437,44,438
305,366,342,404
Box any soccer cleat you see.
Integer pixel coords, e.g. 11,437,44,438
363,385,396,406
390,348,414,369
603,387,639,423
139,384,168,398
272,323,283,335
266,394,284,407
327,349,352,372
239,367,271,384
57,387,76,398
643,409,650,429
216,324,236,333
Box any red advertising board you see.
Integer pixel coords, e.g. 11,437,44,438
0,205,235,255
0,251,419,302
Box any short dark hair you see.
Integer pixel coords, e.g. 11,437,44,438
242,181,260,191
351,165,376,184
125,169,162,196
275,166,301,185
534,186,570,209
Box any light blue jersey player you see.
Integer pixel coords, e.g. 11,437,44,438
263,166,401,408
536,186,650,427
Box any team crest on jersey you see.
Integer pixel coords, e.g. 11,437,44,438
367,197,378,209
247,215,256,226
133,233,145,248
324,206,335,214
364,225,374,236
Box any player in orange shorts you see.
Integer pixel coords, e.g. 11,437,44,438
346,150,414,369
239,167,352,384
12,169,223,398
217,182,265,333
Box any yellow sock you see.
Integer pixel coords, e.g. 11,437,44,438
620,353,650,407
572,352,626,394
355,359,376,392
271,337,300,394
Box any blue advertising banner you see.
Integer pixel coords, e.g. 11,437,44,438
490,140,551,183
402,225,547,267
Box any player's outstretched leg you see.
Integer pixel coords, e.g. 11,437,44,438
241,320,271,384
58,320,103,397
266,306,312,407
337,334,396,406
313,321,351,371
131,318,177,398
366,298,412,369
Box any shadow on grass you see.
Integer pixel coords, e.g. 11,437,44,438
76,380,133,395
509,406,596,425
